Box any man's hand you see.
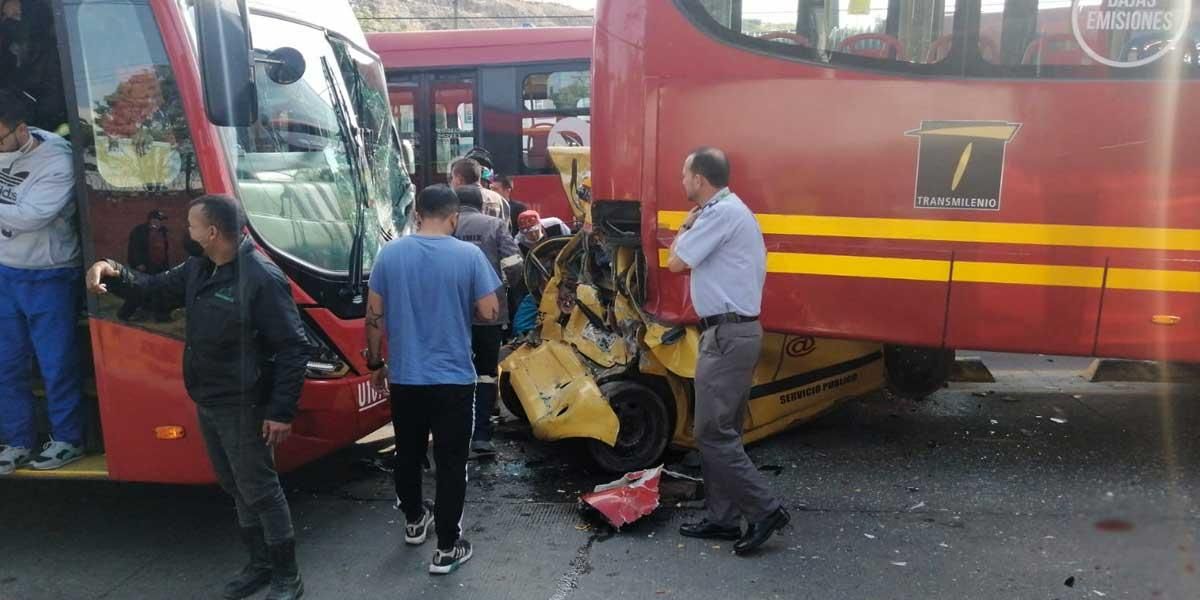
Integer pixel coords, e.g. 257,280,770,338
681,206,702,230
262,420,292,447
370,365,390,398
86,261,119,294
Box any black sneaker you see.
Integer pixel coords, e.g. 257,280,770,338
469,440,496,458
404,500,435,546
428,539,473,575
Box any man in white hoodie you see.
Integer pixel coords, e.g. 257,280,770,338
0,89,85,474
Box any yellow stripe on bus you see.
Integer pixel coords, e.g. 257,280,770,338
952,261,1104,288
766,252,951,282
658,211,1200,252
656,249,1200,293
1108,268,1200,293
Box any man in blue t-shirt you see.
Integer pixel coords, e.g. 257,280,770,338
366,184,501,575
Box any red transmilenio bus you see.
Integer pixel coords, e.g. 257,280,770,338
591,0,1200,394
368,27,592,221
7,0,410,482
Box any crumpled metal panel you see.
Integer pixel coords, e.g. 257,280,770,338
562,284,631,368
579,465,663,528
642,321,701,379
579,465,705,528
499,341,619,445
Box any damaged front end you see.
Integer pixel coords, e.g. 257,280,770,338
500,147,885,474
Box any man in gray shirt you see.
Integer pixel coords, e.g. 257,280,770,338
453,185,522,457
667,147,789,555
0,89,86,475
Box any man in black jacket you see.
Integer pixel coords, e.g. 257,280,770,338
86,195,308,600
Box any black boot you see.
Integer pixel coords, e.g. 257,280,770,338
264,539,304,600
222,527,272,599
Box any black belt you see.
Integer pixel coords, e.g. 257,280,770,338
699,313,759,331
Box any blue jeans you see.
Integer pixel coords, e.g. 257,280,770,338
0,265,84,449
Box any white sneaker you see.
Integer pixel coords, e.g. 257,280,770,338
30,440,84,471
0,446,32,475
405,500,436,546
429,538,472,575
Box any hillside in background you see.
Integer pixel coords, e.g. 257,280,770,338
351,0,592,32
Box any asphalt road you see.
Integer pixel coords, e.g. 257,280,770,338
2,353,1197,599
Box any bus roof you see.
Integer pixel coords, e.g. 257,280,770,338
248,0,369,49
367,27,592,70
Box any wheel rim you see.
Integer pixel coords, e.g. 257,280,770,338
611,392,650,456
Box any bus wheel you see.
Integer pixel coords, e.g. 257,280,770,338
883,345,954,400
497,345,527,421
586,380,670,474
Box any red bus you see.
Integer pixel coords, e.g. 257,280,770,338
591,0,1200,393
368,27,592,221
7,0,408,482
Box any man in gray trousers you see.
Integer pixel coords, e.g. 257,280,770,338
667,147,789,556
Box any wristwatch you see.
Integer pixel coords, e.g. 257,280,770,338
366,358,386,371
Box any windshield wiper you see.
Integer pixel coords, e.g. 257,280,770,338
320,56,369,305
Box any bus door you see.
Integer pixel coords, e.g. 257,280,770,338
387,71,477,190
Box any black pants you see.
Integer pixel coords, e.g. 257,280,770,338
471,325,504,442
197,403,295,544
390,384,474,550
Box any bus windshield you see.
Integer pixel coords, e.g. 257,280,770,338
215,12,410,275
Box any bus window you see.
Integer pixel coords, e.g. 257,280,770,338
63,0,203,333
986,0,1199,77
431,76,476,183
685,0,1199,77
692,0,956,66
521,70,590,173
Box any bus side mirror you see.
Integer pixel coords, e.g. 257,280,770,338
196,0,258,127
262,47,306,85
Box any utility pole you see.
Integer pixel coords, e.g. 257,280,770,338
453,0,459,29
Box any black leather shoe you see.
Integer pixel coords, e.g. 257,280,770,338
222,527,272,599
679,519,742,541
733,507,790,555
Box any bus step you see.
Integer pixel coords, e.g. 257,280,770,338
1087,359,1200,383
6,454,109,480
950,357,996,383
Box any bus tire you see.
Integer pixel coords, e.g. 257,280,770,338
586,380,671,474
883,344,954,400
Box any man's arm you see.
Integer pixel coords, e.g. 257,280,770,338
366,253,391,395
0,163,73,233
470,245,503,321
86,258,189,309
496,218,524,284
667,206,722,273
667,232,691,273
366,290,387,370
476,292,500,322
252,268,311,441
